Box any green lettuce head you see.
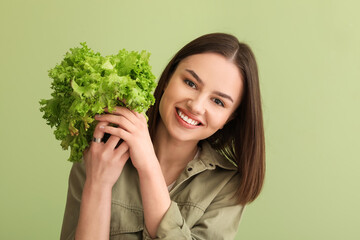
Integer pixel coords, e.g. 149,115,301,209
40,43,157,162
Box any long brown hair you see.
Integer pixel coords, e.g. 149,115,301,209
146,33,265,205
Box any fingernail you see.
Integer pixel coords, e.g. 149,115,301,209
95,114,101,118
99,125,105,129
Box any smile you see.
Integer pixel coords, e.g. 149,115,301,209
177,109,201,126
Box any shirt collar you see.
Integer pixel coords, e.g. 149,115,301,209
197,141,238,171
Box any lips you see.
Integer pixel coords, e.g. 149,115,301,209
176,108,202,127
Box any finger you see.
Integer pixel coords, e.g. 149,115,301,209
104,106,138,124
133,111,148,123
134,111,141,118
117,150,130,170
91,121,109,147
114,141,129,157
99,125,131,142
95,114,135,133
121,151,130,163
104,134,122,151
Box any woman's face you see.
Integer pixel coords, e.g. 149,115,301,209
158,52,243,143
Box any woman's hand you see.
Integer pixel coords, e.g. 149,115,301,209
75,120,130,240
94,107,157,172
95,107,171,238
83,119,130,191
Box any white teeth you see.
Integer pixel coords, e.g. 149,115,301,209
177,110,199,126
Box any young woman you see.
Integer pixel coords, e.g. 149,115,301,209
60,33,265,240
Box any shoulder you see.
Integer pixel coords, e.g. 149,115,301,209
69,159,86,181
66,160,87,199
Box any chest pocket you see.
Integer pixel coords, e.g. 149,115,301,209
110,201,144,238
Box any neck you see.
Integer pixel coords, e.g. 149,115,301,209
153,121,199,170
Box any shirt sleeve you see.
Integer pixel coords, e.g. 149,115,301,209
60,162,85,240
142,174,244,240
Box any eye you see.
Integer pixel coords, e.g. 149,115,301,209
184,79,196,89
213,98,225,107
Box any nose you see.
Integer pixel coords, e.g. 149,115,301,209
186,97,206,115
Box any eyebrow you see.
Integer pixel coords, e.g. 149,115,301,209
214,91,234,103
186,69,203,84
185,69,234,103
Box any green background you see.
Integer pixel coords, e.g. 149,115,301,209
1,0,359,239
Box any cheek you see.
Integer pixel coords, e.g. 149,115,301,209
208,109,234,130
160,82,183,108
159,90,174,121
158,95,167,121
159,91,171,110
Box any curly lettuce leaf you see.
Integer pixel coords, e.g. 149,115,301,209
40,43,157,162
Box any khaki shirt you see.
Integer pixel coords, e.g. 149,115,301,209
60,141,244,240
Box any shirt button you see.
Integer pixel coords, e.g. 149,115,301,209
187,167,193,171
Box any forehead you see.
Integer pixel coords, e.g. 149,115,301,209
175,53,243,104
